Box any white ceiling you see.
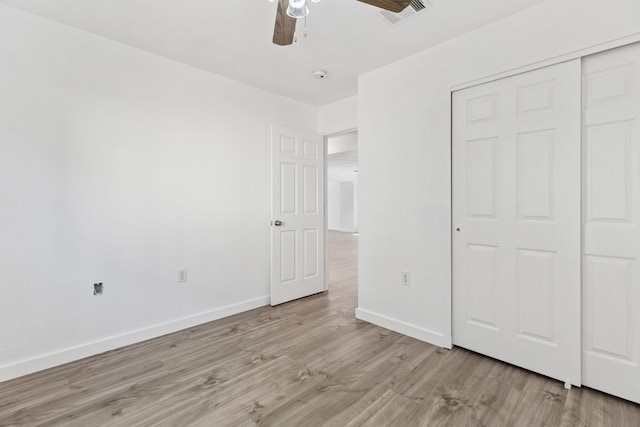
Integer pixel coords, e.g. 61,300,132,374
0,0,547,106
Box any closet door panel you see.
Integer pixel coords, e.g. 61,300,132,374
583,43,640,404
452,59,582,386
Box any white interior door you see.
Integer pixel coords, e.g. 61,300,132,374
582,43,640,404
452,60,582,385
271,125,325,306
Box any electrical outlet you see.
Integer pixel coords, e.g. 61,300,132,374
401,272,410,287
93,282,103,295
178,268,188,283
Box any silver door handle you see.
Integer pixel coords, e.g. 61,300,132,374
272,220,283,226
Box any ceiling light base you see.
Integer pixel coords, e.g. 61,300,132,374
313,70,328,79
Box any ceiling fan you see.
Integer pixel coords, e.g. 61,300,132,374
273,0,411,46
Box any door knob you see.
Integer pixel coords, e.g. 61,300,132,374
273,220,283,226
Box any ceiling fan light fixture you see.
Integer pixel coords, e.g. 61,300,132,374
286,0,309,18
286,5,309,18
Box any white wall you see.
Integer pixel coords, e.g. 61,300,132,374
356,0,640,346
339,182,356,233
327,132,359,233
328,181,358,233
0,5,317,381
318,96,357,136
327,132,358,155
328,182,342,230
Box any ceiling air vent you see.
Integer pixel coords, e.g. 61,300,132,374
378,0,430,25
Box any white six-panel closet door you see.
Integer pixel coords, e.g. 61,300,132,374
582,43,640,404
452,59,582,386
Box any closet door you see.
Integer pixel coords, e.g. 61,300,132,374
583,43,640,404
452,60,582,386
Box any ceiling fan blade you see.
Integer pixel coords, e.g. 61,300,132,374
273,0,297,46
356,0,411,13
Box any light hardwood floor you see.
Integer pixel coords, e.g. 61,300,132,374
1,231,639,426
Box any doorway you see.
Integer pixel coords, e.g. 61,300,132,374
326,131,359,295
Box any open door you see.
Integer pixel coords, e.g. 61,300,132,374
270,125,325,306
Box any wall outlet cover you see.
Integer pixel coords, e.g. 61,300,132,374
178,268,188,283
401,272,410,287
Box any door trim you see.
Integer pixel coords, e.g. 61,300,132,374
452,33,640,92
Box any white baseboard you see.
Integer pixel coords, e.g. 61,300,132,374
328,227,358,233
339,228,358,233
355,307,446,347
0,295,270,383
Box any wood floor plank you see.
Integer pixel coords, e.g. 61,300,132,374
345,389,427,427
249,333,436,426
1,231,639,426
248,331,419,426
123,355,313,427
559,386,640,427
